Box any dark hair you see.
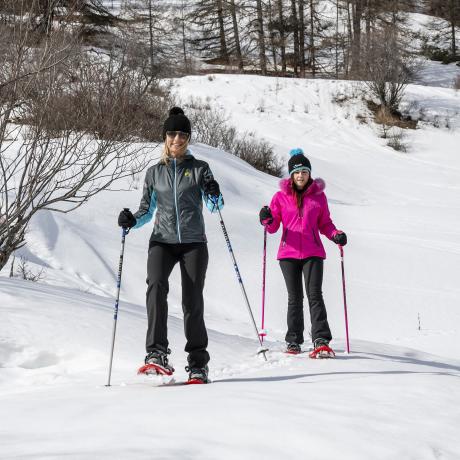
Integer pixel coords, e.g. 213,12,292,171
291,177,313,208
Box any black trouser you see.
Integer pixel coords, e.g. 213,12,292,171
279,257,332,345
146,241,210,368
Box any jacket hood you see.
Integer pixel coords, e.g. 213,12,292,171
279,177,326,196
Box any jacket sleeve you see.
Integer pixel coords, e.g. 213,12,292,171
132,169,157,229
265,193,282,234
318,193,337,240
200,163,224,213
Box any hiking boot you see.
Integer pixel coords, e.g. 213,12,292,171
309,339,335,359
138,348,174,375
286,343,302,354
185,365,209,384
145,349,170,367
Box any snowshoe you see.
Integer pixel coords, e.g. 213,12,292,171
138,363,174,376
309,339,335,359
285,343,302,355
185,365,209,384
138,349,174,376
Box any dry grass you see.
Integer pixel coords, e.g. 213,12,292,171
368,100,417,130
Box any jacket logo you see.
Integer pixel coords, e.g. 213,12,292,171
184,169,191,177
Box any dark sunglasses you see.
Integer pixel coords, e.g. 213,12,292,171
166,131,189,140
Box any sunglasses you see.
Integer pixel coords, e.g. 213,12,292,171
166,131,189,140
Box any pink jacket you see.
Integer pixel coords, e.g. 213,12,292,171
266,178,338,260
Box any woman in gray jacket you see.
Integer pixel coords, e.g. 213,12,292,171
118,107,223,384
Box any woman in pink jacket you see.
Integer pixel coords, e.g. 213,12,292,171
259,148,347,358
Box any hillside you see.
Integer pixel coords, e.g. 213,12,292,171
1,73,460,458
12,75,459,356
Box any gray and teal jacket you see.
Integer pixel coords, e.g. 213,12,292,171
132,151,224,244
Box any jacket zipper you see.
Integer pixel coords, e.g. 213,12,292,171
173,159,182,243
299,208,303,254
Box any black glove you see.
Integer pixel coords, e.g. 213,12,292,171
259,206,273,225
118,208,136,229
204,179,220,198
333,231,347,246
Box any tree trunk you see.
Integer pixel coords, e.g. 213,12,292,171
345,0,353,76
148,0,155,77
217,0,229,63
0,220,26,273
268,0,278,73
299,0,306,77
38,0,56,35
335,0,339,78
450,0,457,56
291,0,299,76
256,0,267,75
278,0,287,74
365,0,371,58
453,21,457,56
9,254,15,278
351,0,363,75
180,1,189,72
309,0,316,78
229,0,244,70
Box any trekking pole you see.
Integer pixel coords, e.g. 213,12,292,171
212,199,268,361
259,226,268,344
339,245,350,353
106,221,130,386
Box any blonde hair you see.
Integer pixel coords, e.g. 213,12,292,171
160,139,189,165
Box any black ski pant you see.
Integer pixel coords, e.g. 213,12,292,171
279,257,332,345
146,241,210,368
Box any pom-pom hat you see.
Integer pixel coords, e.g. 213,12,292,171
288,148,311,175
162,107,191,140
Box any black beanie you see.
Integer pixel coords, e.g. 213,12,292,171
162,107,191,140
288,148,311,175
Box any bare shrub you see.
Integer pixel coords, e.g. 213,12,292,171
233,136,282,177
25,50,171,142
15,256,46,282
387,129,408,153
375,106,398,138
332,93,350,105
363,26,420,113
368,100,417,137
185,101,282,177
0,10,163,271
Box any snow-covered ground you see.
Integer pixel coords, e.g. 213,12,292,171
415,60,460,88
2,278,460,459
1,72,460,459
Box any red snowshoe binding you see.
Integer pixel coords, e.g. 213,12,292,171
309,339,335,359
185,365,209,384
138,349,174,376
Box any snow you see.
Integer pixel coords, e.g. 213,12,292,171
2,278,460,459
2,70,460,458
414,60,460,88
